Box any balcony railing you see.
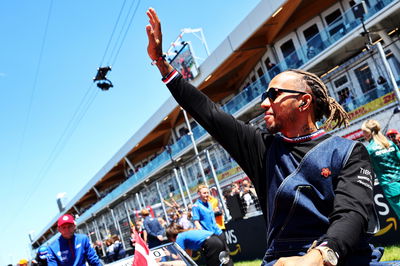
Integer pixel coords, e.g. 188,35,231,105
76,0,397,224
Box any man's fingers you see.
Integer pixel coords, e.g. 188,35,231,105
145,25,154,40
147,8,161,32
149,7,160,23
148,7,158,22
146,9,155,27
147,8,159,26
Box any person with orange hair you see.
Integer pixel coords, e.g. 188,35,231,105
362,120,400,219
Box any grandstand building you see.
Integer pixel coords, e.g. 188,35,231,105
32,0,400,261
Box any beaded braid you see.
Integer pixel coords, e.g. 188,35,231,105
287,69,350,129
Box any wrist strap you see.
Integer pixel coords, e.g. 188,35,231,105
162,69,178,84
151,54,166,65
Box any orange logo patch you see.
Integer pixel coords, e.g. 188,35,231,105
321,168,331,178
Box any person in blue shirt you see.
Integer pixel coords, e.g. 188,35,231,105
191,185,233,265
47,214,101,266
192,185,222,236
141,208,165,248
166,223,232,266
34,246,48,266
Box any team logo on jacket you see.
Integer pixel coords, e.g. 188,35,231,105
321,168,331,178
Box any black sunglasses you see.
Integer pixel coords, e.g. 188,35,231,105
261,87,307,102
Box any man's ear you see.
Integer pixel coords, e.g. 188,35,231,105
299,94,312,108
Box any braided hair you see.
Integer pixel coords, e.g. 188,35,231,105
287,69,349,129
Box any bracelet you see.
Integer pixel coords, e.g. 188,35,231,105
151,54,166,65
162,69,177,81
162,69,178,84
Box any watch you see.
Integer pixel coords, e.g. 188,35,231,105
314,246,339,266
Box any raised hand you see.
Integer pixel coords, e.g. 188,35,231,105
146,8,163,61
145,8,173,76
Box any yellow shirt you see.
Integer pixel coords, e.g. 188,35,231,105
209,196,225,230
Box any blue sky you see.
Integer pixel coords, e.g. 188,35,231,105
0,0,260,264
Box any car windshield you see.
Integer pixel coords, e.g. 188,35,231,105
151,242,198,266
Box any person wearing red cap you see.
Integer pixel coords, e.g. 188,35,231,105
387,129,400,148
47,214,101,266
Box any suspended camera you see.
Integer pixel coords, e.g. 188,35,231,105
93,66,113,91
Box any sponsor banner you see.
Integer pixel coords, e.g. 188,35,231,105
217,166,243,181
191,215,267,264
347,92,396,121
371,182,400,246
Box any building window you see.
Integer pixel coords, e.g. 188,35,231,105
354,63,376,93
332,74,354,111
257,67,267,87
280,39,302,68
178,127,189,137
303,24,323,58
333,75,348,88
325,9,346,38
264,57,281,78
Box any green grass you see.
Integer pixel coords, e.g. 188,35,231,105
234,260,262,266
382,245,400,261
233,246,400,265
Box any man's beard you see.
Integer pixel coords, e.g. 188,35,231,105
265,122,281,134
265,114,295,134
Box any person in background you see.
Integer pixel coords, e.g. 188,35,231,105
47,214,101,266
192,186,223,234
209,187,226,231
93,241,103,260
387,129,400,148
104,238,115,263
135,219,147,243
192,185,233,265
178,208,194,230
18,259,28,266
362,120,400,219
168,210,180,224
158,215,168,229
240,179,260,215
141,208,165,248
35,246,48,266
111,235,126,261
166,223,232,266
230,183,240,196
224,184,245,220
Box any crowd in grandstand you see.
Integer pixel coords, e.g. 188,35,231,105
18,178,261,266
